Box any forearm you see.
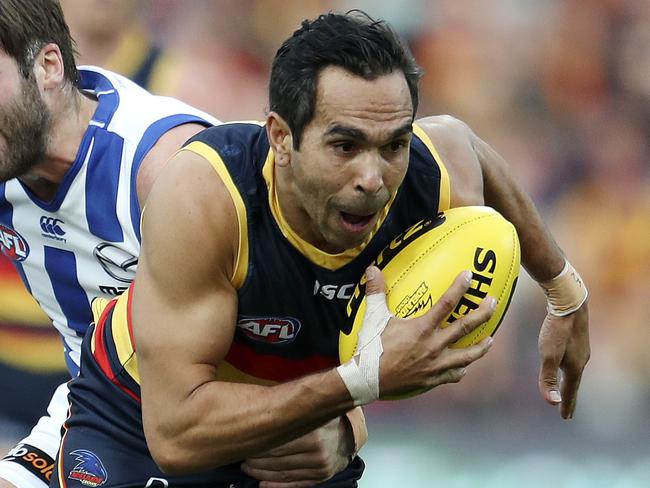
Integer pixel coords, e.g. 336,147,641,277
473,137,565,282
144,367,355,474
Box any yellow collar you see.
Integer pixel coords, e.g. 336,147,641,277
261,150,394,270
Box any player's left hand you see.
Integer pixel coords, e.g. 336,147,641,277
537,301,590,419
241,415,354,487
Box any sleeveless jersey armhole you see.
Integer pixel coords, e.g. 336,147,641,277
413,124,451,211
164,142,249,289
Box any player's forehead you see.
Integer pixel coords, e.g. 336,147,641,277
312,66,413,141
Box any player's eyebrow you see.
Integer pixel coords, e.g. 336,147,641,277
324,122,413,142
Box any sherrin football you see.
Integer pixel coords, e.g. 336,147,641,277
339,206,520,364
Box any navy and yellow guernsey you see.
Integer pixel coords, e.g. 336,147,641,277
92,121,450,391
56,122,450,487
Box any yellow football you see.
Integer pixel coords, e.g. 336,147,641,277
340,206,520,364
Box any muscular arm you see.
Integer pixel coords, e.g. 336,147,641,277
133,150,355,474
418,115,590,418
135,123,365,483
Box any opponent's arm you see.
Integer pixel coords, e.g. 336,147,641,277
418,115,590,419
133,148,495,475
135,122,208,204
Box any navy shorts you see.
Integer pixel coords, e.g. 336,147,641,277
51,329,365,487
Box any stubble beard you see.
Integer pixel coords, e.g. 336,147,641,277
0,74,51,182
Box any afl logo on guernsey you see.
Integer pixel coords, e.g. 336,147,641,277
237,316,302,344
0,224,29,261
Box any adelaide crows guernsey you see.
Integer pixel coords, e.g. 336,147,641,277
90,121,451,396
0,66,217,375
193,122,451,384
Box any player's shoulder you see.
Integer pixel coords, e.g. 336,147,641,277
415,115,474,145
187,121,265,145
79,66,218,132
79,65,147,98
184,121,267,160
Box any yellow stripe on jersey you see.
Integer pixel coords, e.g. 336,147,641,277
261,149,397,270
413,124,451,211
90,296,111,355
110,289,140,383
215,360,276,386
181,141,249,289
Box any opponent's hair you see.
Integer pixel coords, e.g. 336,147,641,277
0,0,79,85
269,11,423,149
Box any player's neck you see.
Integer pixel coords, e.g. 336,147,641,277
19,90,98,201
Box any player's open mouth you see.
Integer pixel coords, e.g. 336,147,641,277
339,211,375,232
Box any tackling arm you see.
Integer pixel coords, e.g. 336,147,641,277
418,115,590,419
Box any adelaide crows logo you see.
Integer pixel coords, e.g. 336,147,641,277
68,449,107,487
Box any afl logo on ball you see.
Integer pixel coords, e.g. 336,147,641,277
93,242,137,283
0,224,29,261
237,317,302,344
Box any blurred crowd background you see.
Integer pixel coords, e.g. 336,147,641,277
1,0,648,486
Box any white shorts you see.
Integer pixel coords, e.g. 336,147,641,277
0,382,69,487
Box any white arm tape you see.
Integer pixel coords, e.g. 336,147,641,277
539,260,588,317
337,293,393,406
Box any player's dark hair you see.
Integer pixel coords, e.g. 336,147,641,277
269,10,423,149
0,0,79,85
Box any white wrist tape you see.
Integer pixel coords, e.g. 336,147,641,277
337,293,393,406
539,260,588,317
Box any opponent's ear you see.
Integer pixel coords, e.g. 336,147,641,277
33,43,65,91
266,112,293,167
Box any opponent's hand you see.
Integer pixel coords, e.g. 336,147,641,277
538,301,590,419
364,266,496,398
241,416,353,488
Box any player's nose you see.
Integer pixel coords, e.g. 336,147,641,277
352,153,384,194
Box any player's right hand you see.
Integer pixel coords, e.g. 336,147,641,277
365,266,496,398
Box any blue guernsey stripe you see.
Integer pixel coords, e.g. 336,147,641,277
129,115,212,242
44,247,91,335
0,184,11,225
0,184,32,294
85,131,125,241
79,69,120,128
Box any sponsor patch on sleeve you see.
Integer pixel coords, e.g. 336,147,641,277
2,443,55,484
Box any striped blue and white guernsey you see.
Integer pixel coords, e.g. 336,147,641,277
0,66,218,376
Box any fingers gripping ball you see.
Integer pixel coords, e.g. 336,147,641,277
340,206,521,364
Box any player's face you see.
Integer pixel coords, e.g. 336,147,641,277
291,66,413,252
0,52,51,182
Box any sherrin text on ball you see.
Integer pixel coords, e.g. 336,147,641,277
340,206,521,363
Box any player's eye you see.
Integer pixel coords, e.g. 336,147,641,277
334,141,357,153
385,140,407,153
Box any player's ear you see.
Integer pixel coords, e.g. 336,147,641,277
266,112,293,167
34,43,65,92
